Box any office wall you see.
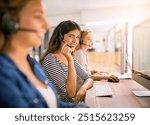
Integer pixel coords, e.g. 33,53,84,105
81,4,150,23
46,13,81,26
46,4,150,25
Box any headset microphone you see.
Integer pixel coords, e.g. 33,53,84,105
18,27,50,43
17,27,45,41
18,28,38,33
1,11,49,42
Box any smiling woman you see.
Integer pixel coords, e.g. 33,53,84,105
40,20,94,104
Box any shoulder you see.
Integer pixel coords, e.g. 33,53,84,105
0,54,17,79
0,54,13,68
41,53,59,69
0,56,19,101
42,53,56,63
74,49,83,55
45,53,54,59
74,49,85,58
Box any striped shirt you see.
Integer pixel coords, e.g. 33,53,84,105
41,53,90,103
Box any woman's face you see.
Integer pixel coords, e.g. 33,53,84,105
82,32,93,49
62,29,80,51
15,0,49,48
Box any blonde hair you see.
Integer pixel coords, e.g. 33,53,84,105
80,28,93,42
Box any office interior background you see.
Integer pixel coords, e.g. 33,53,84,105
32,0,150,77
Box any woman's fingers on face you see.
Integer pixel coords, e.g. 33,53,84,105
62,42,73,54
61,47,70,55
62,42,67,48
63,42,72,49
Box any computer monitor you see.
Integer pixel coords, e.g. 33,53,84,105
132,18,150,89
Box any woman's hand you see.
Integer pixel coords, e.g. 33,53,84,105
75,86,87,104
61,42,74,60
108,75,120,82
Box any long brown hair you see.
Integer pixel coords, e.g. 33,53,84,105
0,0,35,53
40,20,81,63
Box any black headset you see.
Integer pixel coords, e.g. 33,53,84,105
1,10,19,35
79,39,84,45
79,31,84,45
58,21,65,42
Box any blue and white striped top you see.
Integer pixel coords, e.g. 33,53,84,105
41,53,90,103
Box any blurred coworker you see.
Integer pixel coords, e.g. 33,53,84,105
40,20,94,104
74,29,119,82
0,0,87,108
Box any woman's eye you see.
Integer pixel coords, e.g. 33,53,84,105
34,13,44,19
77,36,80,39
68,35,73,37
68,34,80,40
35,15,41,19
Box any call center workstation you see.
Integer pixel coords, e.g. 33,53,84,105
85,18,150,108
42,0,150,108
1,0,149,108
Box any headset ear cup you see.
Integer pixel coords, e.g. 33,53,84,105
1,14,19,35
58,33,63,42
79,39,83,45
58,21,66,42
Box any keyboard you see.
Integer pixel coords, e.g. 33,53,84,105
132,90,150,97
96,84,113,97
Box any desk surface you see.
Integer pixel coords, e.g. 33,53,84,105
85,79,150,108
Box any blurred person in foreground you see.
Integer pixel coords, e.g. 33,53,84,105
0,0,88,108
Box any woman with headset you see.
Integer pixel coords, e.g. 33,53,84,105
74,29,120,82
40,20,94,104
0,0,87,108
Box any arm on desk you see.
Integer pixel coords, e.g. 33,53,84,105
75,78,94,104
91,74,119,83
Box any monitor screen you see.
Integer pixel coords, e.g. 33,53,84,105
132,18,150,89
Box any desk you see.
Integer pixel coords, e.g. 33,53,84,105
85,80,150,108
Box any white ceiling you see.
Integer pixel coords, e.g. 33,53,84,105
43,0,150,15
43,0,150,36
